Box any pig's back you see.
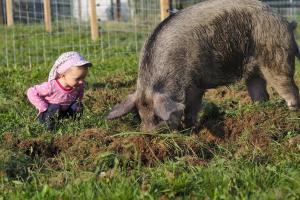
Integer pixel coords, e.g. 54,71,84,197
138,0,287,89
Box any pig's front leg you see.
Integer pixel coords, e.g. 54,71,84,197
183,88,204,128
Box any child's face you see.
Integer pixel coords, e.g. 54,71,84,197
61,66,88,88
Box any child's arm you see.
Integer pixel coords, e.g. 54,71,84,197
27,82,52,114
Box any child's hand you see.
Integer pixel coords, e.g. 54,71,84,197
38,106,48,116
73,101,84,114
36,110,45,120
76,103,82,112
37,110,47,122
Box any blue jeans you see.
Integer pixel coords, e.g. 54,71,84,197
38,102,83,130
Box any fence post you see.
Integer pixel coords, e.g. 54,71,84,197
89,0,99,41
44,0,52,32
116,0,121,21
160,0,169,21
0,0,3,24
78,0,82,23
6,0,13,26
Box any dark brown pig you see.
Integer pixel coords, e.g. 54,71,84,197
107,0,300,131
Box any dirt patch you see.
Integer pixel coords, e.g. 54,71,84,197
11,129,212,169
108,134,213,166
17,139,59,158
15,129,109,158
198,105,299,149
52,128,111,152
204,84,252,105
85,87,135,114
8,103,300,170
2,132,15,147
285,134,300,153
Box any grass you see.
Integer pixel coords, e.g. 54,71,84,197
0,21,300,199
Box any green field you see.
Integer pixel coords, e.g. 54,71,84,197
0,23,300,199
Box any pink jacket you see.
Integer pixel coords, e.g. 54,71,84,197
27,79,84,113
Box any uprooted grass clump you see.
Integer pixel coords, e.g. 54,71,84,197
3,129,211,171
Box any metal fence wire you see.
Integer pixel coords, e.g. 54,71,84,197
0,0,299,68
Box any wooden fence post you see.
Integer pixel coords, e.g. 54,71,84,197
89,0,99,41
6,0,13,26
77,0,82,23
160,0,169,21
0,0,3,24
44,0,52,32
116,0,121,21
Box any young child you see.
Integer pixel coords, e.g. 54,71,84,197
27,51,92,130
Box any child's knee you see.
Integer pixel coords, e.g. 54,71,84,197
38,104,60,123
66,102,83,118
47,104,61,112
71,102,83,113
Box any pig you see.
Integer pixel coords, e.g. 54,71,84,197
106,0,300,131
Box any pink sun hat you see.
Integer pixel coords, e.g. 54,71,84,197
48,51,92,81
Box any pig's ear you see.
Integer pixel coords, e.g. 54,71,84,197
106,92,137,119
153,93,185,121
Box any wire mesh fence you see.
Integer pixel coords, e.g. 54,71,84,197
0,0,299,68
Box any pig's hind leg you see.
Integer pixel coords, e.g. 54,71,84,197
246,74,269,102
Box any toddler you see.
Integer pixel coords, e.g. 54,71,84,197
27,51,92,130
